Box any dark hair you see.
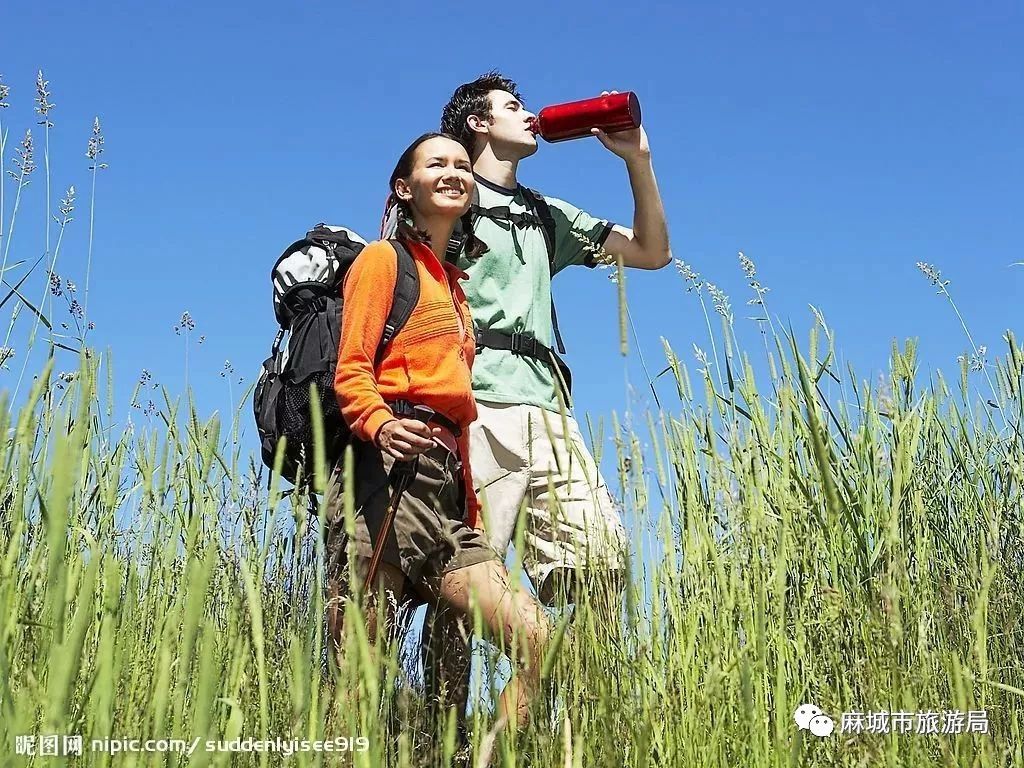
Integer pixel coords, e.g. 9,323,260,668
388,132,487,261
440,71,525,155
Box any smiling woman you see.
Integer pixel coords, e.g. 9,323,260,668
386,133,490,255
326,132,551,735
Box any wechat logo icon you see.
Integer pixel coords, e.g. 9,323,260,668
795,703,835,737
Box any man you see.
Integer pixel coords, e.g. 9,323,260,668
421,71,672,725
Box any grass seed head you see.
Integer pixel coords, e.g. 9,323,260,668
706,282,732,320
738,250,756,280
87,117,107,168
34,70,54,127
958,346,987,372
0,75,10,109
675,259,703,292
692,343,710,368
916,261,949,291
739,251,770,306
174,311,195,335
58,186,76,220
8,130,36,182
570,229,616,266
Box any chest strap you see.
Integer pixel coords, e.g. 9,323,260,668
475,327,573,397
475,327,549,361
471,204,544,231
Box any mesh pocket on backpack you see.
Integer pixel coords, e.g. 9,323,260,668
280,371,344,452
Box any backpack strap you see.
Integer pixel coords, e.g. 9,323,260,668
375,238,420,366
469,205,545,231
518,186,567,356
518,187,558,270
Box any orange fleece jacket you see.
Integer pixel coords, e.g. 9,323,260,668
334,239,481,527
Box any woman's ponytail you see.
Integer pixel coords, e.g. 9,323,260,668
459,210,488,261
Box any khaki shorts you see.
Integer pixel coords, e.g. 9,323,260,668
325,440,498,600
470,400,628,596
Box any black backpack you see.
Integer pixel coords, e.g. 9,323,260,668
253,225,419,484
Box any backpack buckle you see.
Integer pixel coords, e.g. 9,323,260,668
509,330,538,358
445,233,466,262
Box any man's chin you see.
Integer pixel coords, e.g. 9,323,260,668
493,137,539,162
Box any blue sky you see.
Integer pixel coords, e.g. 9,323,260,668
2,0,1022,461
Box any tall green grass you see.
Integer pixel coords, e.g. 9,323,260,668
2,321,1022,766
1,72,1022,767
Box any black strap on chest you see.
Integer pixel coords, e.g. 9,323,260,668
470,185,568,357
469,205,544,232
473,326,573,397
475,327,549,361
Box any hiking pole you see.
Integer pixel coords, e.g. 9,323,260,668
364,456,417,593
363,405,434,591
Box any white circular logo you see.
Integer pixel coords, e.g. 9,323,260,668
795,704,834,738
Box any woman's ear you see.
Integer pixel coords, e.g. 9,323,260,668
393,178,413,202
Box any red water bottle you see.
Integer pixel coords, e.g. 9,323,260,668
531,91,642,143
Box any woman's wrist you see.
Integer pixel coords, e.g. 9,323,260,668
373,419,397,447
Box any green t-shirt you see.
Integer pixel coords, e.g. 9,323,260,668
453,174,614,412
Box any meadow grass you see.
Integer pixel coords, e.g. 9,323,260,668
1,73,1023,767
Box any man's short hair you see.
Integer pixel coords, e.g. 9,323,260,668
441,71,525,154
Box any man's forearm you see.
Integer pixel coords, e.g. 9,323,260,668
624,155,671,267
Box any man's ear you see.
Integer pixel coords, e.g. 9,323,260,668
466,114,490,136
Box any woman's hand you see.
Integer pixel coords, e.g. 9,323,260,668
376,418,441,462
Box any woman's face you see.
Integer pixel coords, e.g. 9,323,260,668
394,136,474,221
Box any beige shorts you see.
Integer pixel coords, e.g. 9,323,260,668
469,400,627,596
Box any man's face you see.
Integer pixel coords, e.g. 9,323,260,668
477,89,538,159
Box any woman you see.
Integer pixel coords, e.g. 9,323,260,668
326,132,549,730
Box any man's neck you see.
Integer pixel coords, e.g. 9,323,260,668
472,146,520,191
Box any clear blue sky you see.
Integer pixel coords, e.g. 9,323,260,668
2,0,1022,452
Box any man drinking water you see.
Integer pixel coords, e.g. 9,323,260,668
419,71,672,726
